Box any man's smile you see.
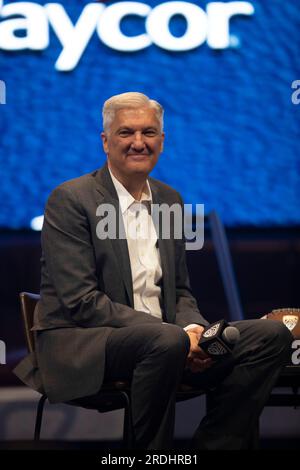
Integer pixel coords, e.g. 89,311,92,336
126,153,151,160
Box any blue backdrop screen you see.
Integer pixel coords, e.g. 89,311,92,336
0,0,299,228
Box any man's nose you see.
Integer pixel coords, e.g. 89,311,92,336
131,132,145,149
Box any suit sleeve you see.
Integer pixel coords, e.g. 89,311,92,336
42,185,161,328
174,195,209,329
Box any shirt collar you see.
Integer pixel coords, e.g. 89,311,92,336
108,166,152,215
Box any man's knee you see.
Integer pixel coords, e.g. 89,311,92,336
235,318,292,349
232,319,292,365
262,319,293,349
149,324,190,361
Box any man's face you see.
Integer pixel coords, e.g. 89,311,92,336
101,106,164,182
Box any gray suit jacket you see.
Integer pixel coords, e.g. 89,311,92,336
14,164,208,403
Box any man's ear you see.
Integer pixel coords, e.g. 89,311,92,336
160,132,165,152
101,131,108,154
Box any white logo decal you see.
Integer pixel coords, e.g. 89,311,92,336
203,322,221,338
283,315,298,331
208,341,227,355
0,1,255,71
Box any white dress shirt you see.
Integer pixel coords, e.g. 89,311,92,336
109,168,163,320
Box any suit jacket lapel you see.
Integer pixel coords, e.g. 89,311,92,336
150,181,174,322
94,164,134,308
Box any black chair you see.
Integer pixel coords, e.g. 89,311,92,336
208,210,300,407
19,292,207,447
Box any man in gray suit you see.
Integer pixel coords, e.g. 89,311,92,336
15,92,292,449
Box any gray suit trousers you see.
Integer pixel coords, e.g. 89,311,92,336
102,319,292,450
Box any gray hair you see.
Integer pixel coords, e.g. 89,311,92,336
102,92,164,133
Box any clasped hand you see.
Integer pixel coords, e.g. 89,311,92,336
185,326,213,373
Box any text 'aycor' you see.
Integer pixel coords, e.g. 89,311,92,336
0,1,254,71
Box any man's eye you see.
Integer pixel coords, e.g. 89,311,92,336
145,131,157,136
119,131,131,137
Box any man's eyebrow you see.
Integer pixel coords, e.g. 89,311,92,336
116,127,134,133
117,126,159,132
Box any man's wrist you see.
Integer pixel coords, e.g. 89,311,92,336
184,323,202,331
